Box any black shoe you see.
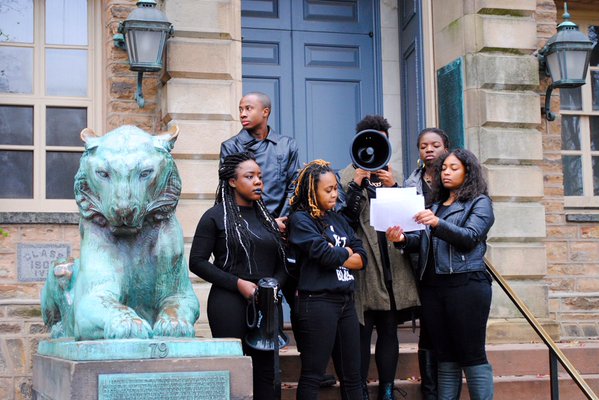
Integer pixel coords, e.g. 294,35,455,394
320,374,337,388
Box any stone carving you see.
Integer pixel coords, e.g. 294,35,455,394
41,125,199,340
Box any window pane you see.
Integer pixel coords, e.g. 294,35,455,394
591,117,599,151
561,115,581,150
46,151,81,199
0,0,34,43
0,150,33,198
594,156,599,196
46,107,87,146
46,49,87,97
46,0,87,45
0,47,33,94
560,87,582,111
0,105,33,145
592,70,599,111
562,155,583,196
589,26,598,68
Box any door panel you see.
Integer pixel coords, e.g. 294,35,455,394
291,0,372,34
399,0,426,175
242,0,291,30
241,28,293,138
293,31,375,167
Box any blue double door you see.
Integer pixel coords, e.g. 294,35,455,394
241,0,378,169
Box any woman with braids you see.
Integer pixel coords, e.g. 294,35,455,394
189,152,287,400
386,148,495,400
287,159,367,400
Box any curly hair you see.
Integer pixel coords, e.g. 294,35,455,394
216,152,285,274
290,160,335,220
356,115,391,134
417,127,450,150
434,148,488,203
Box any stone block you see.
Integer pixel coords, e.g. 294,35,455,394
176,200,213,239
471,127,543,164
177,159,219,196
0,378,11,400
162,78,239,120
15,377,32,400
486,318,559,343
485,165,544,200
169,120,238,156
382,60,401,95
167,38,241,80
491,281,549,318
381,27,400,62
489,202,546,239
465,89,541,128
486,243,546,277
476,15,537,53
6,305,42,320
6,338,26,373
165,0,241,41
464,53,539,90
432,0,464,34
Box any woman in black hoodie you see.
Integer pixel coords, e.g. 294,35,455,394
288,159,367,400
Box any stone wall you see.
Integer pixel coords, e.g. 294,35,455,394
539,0,599,340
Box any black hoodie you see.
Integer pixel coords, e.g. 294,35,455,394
288,210,367,294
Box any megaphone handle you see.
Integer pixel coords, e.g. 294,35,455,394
246,290,258,329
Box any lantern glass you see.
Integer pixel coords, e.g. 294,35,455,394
546,51,562,82
125,29,166,71
564,49,590,81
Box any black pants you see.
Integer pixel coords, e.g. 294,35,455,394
420,278,492,367
295,292,362,400
359,309,400,383
208,285,277,400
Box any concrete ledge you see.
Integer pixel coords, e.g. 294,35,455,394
162,78,239,120
465,89,541,127
167,38,241,80
165,0,241,41
464,53,539,90
491,281,549,318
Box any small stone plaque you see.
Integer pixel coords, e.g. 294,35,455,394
98,371,230,400
17,243,71,282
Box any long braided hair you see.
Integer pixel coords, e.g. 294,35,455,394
216,152,286,274
289,159,335,221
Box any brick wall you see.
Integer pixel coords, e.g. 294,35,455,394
538,0,599,340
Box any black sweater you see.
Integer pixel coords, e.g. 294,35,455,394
189,203,287,292
288,210,367,294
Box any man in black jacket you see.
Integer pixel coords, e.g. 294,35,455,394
220,92,299,223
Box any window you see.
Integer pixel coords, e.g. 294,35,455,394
0,0,101,212
560,23,599,208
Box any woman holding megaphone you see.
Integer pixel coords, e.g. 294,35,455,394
189,152,288,400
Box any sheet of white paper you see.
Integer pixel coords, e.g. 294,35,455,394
370,188,425,232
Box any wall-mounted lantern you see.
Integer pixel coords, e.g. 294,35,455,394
538,3,593,121
113,0,173,108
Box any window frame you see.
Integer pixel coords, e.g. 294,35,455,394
0,0,102,213
560,19,599,209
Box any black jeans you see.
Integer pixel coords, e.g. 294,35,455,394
420,278,492,367
207,285,277,400
360,309,400,383
295,292,362,400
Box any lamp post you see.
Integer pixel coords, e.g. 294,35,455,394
113,0,173,108
538,2,593,121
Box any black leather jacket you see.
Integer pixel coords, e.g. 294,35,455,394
402,195,494,280
220,128,300,217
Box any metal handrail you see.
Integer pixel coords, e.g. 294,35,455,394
485,257,599,400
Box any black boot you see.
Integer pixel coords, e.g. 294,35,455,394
362,380,370,400
418,349,438,400
377,382,395,400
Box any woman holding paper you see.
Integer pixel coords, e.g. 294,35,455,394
339,115,419,400
404,127,450,399
386,148,495,400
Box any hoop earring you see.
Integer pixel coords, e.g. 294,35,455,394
417,158,423,169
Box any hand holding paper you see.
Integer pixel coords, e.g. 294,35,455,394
369,187,426,232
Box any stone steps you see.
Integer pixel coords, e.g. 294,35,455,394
278,341,599,399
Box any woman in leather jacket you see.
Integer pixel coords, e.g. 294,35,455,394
386,148,495,400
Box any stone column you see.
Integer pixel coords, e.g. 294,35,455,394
163,0,242,337
432,0,558,341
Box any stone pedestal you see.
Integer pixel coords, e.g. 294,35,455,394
33,338,252,400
